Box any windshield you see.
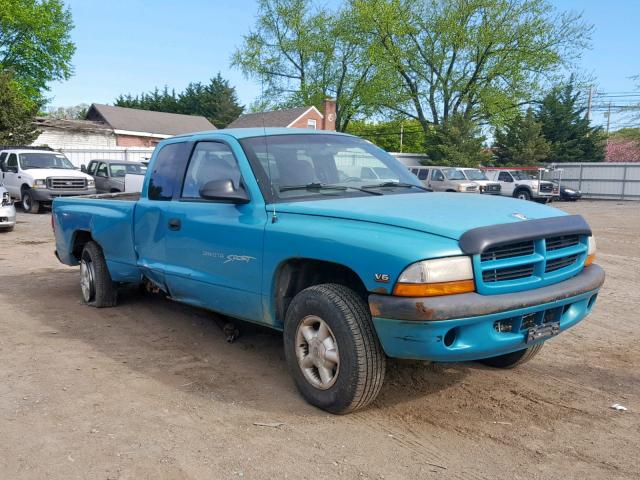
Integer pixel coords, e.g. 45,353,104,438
109,163,146,177
511,171,535,180
19,152,75,170
240,134,423,202
442,168,466,180
463,169,487,180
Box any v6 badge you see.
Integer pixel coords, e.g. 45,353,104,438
374,273,390,283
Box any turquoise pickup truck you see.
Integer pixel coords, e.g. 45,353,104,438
52,129,604,413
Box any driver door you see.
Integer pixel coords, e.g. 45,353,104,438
429,168,446,191
1,153,20,198
498,171,515,195
162,140,267,322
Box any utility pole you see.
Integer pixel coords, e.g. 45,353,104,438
606,102,612,134
399,123,404,153
586,85,593,121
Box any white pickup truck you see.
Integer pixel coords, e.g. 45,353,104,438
0,149,96,213
485,169,555,202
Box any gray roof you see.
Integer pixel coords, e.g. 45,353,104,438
227,106,315,128
87,104,215,136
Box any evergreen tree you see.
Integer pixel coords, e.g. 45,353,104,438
493,108,551,165
424,114,489,167
0,72,39,145
536,80,605,162
114,74,244,128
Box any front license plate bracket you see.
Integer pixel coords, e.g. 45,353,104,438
526,321,560,343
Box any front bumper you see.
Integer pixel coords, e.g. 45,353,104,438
369,265,604,362
0,203,16,228
30,187,97,201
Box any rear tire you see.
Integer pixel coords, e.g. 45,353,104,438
80,241,117,307
283,284,386,414
22,189,40,213
479,344,544,369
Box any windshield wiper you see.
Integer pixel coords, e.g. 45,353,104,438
362,181,429,191
279,182,382,195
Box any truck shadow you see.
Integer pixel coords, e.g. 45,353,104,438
2,269,471,416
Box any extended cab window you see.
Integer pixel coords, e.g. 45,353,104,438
182,142,242,199
148,142,190,201
417,169,429,180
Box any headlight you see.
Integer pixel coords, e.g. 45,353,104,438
564,189,575,194
585,236,596,266
33,179,47,188
394,256,475,297
87,179,95,188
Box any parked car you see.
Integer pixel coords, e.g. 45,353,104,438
83,159,147,193
485,169,555,202
0,149,96,213
52,129,604,414
0,184,16,231
409,166,479,193
456,168,501,195
555,183,582,201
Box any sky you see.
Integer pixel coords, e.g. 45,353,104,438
48,0,640,131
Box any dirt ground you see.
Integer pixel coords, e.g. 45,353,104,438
0,200,638,480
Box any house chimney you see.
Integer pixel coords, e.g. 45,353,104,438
322,98,336,131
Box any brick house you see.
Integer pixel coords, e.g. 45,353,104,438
228,98,336,130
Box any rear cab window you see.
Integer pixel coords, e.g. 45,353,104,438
148,142,191,201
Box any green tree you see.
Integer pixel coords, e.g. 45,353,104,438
232,0,385,131
346,118,427,152
0,71,39,144
0,0,75,99
424,113,489,166
115,74,244,128
45,103,90,120
493,108,550,165
536,80,605,162
349,0,591,136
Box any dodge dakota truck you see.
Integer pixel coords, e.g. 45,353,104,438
52,129,604,414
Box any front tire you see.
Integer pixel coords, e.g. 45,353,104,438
80,241,117,307
514,189,531,201
22,189,40,213
478,344,544,369
283,284,386,414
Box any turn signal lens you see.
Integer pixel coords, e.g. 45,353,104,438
394,256,475,297
585,236,596,266
393,279,475,297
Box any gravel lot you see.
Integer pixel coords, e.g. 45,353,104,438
0,200,638,480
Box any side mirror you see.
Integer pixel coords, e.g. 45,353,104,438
80,165,87,173
199,179,250,204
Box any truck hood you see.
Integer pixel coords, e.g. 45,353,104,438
24,169,92,180
275,192,566,240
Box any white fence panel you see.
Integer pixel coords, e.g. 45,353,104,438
58,148,156,168
545,162,640,200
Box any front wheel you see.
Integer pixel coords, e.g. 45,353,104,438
283,284,386,414
478,344,544,369
22,189,40,213
80,241,117,307
514,189,531,201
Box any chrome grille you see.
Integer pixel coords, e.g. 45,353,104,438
540,183,553,193
47,177,87,190
481,241,535,262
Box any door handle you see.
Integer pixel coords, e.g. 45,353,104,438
168,218,181,231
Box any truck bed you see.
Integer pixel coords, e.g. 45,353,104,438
52,194,140,281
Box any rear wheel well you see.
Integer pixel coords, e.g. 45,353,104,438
274,259,368,323
72,230,93,261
